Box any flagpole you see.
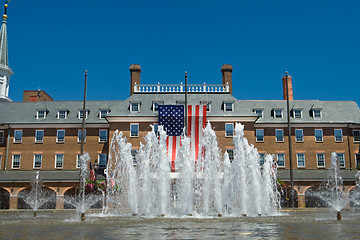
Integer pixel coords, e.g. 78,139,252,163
80,70,87,221
184,71,188,136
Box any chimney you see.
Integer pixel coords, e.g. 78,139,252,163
282,73,293,100
221,64,233,95
130,64,141,95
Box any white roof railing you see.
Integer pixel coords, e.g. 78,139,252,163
134,82,229,93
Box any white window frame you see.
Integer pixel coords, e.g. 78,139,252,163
295,129,304,142
33,154,42,169
226,149,234,163
14,130,23,143
256,129,264,142
274,109,283,119
313,109,322,119
293,109,302,118
316,153,326,168
36,110,46,120
200,101,211,112
315,129,323,142
224,102,234,112
296,153,306,168
353,130,360,143
76,154,81,169
152,101,164,112
0,130,4,144
336,153,345,168
99,129,108,142
277,153,285,168
99,110,109,119
57,110,67,119
98,153,107,168
225,123,234,137
0,155,2,170
130,102,140,112
356,153,360,169
12,154,21,169
259,153,265,165
56,129,65,143
254,109,263,118
35,130,44,143
334,129,343,142
78,110,88,120
77,130,87,143
275,129,284,142
130,123,139,137
55,154,64,169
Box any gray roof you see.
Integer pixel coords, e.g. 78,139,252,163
0,19,8,66
0,170,80,182
277,169,358,182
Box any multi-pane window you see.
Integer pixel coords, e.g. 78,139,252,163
14,130,23,143
78,130,87,143
130,102,140,112
315,129,323,142
131,149,138,165
98,154,107,167
152,102,163,112
224,102,233,112
55,154,64,168
0,155,2,169
78,110,88,119
356,154,360,169
56,130,65,143
277,153,285,167
225,123,234,137
256,129,264,142
206,102,211,112
274,109,283,118
12,154,21,169
130,123,139,137
313,109,322,118
99,129,108,142
297,153,306,168
334,129,343,142
295,129,304,142
35,130,44,143
293,109,302,118
57,110,67,119
76,154,81,168
275,129,284,142
153,124,159,136
36,110,46,119
0,130,4,144
254,109,263,118
99,110,109,119
337,153,345,168
353,130,360,142
259,153,265,165
316,153,325,168
226,149,234,163
33,154,42,168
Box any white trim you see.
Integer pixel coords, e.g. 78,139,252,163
106,116,257,123
77,129,86,143
130,102,140,112
99,129,108,142
56,129,65,143
208,117,257,122
223,102,234,112
33,154,42,169
275,129,284,142
225,123,234,137
0,154,2,170
99,109,109,119
36,110,46,120
313,109,322,119
296,153,306,168
130,123,139,137
14,130,23,143
295,129,304,142
78,110,88,120
254,109,263,118
353,130,360,143
11,154,21,169
57,110,67,119
316,153,326,168
277,153,285,168
273,109,283,119
98,153,108,167
55,154,64,169
293,109,302,119
254,123,351,128
336,152,345,168
35,129,44,143
76,154,81,169
334,129,343,142
0,130,4,144
315,129,323,142
7,124,110,129
256,129,264,142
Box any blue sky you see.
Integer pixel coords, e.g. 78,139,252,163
6,1,360,105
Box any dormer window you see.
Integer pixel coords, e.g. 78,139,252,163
200,101,211,112
293,109,302,118
57,110,67,119
313,109,322,118
224,102,234,112
99,110,109,119
274,109,283,119
78,110,89,119
152,101,164,112
130,102,140,112
254,109,263,118
36,110,46,120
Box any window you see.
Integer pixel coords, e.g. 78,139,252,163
224,102,233,112
356,154,360,169
99,110,109,119
56,130,65,143
293,109,302,118
275,129,284,142
78,110,88,119
153,124,159,136
36,110,46,119
0,130,4,144
254,109,263,118
78,130,87,143
130,123,139,137
334,129,343,142
259,153,265,166
12,154,20,169
313,109,322,118
226,149,234,163
55,154,64,168
152,102,163,112
353,130,360,142
35,130,44,143
295,129,304,142
256,129,264,142
225,123,234,137
33,154,42,168
316,153,325,168
297,153,305,168
98,154,107,168
315,129,323,142
99,129,108,142
76,154,81,168
201,101,211,112
277,153,285,167
337,153,345,168
130,102,140,112
14,130,23,143
131,149,138,165
0,155,2,169
274,109,283,118
57,110,67,119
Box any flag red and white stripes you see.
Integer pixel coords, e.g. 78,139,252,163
89,162,96,181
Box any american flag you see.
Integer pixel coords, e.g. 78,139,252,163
159,104,206,172
89,162,96,182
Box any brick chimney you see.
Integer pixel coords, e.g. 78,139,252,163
221,64,233,95
130,64,141,95
282,72,293,100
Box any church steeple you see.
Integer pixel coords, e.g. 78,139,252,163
0,1,13,102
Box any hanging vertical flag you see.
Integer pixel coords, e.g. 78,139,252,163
159,105,184,172
89,162,96,182
188,105,207,162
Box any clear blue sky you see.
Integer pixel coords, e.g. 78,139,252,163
6,1,360,105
